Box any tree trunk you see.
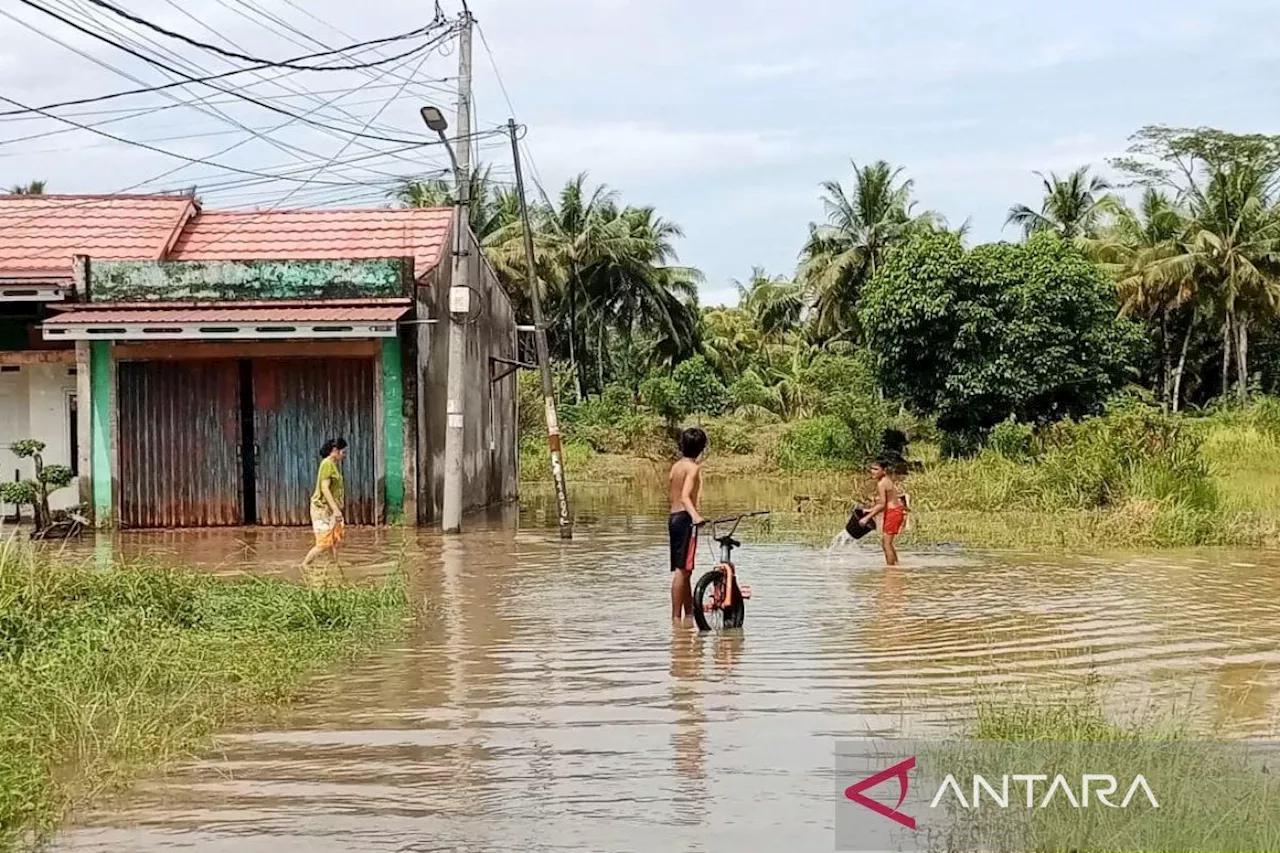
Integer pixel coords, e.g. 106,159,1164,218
1159,308,1171,410
33,451,49,533
1222,313,1233,402
597,317,606,391
1237,313,1250,405
1172,317,1193,413
567,266,584,402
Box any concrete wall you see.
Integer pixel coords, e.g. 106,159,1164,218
0,362,81,515
414,220,520,524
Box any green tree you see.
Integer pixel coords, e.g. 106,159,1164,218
0,439,74,533
860,231,1141,445
1006,166,1116,240
797,161,941,342
7,181,45,195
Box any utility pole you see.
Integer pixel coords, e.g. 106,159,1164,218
508,119,573,539
440,6,473,534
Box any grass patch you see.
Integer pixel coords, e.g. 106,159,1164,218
934,691,1280,851
0,541,405,850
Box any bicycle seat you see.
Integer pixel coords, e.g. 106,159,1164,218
715,535,741,549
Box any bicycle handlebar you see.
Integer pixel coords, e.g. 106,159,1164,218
699,510,771,527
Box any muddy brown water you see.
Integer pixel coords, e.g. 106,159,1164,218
49,481,1280,852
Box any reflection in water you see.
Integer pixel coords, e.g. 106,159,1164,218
47,483,1280,852
668,630,706,824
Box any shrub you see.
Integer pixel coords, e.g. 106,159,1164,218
700,418,755,455
639,375,683,424
672,356,729,416
727,370,771,411
772,416,861,471
986,418,1037,461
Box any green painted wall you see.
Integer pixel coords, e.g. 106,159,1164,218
381,338,405,523
90,341,112,523
90,259,410,302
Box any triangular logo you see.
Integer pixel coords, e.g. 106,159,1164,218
844,755,916,830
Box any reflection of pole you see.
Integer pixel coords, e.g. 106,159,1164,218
508,118,572,539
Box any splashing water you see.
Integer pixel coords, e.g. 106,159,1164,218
828,530,855,550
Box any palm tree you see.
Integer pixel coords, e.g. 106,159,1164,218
798,161,940,342
734,267,803,340
1088,189,1196,408
393,165,520,242
8,181,45,195
1006,167,1116,240
526,175,702,397
1154,164,1280,404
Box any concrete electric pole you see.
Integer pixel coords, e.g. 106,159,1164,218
440,7,474,534
508,119,573,539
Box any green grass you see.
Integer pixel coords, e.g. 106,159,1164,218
0,541,405,850
939,691,1280,852
523,402,1280,552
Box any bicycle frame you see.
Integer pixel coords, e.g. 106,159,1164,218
705,511,769,610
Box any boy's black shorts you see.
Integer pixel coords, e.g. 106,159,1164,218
669,511,697,572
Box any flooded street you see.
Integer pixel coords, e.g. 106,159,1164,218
49,484,1280,852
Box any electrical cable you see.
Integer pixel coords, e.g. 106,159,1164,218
13,0,458,147
0,18,450,119
79,0,448,72
183,42,441,251
0,93,384,187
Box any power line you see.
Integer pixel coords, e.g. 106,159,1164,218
76,0,447,72
13,0,459,147
185,40,443,251
475,20,554,207
0,17,448,119
0,92,391,187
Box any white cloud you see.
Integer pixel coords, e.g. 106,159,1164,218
527,122,801,182
731,59,819,80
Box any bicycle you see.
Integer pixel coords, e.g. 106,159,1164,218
691,510,770,632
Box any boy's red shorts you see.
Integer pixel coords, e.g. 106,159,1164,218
882,506,906,536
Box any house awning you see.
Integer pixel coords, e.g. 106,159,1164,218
41,299,411,341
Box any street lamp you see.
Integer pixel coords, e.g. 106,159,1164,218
421,103,470,534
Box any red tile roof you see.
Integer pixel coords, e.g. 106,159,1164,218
44,300,410,325
0,194,196,277
170,208,454,277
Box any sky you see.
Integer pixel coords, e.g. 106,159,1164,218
2,0,1279,305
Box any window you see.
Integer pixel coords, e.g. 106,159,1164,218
68,393,78,476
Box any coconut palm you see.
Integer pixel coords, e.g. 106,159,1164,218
1153,164,1280,404
1088,189,1197,408
393,165,516,242
1006,166,1117,240
734,267,803,340
798,160,940,342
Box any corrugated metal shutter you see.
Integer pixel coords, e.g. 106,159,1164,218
253,358,375,526
118,360,243,528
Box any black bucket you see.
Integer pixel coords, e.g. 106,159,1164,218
845,506,876,540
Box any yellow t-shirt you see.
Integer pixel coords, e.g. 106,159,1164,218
311,457,344,510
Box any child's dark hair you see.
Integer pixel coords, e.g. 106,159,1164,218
678,427,708,460
319,437,348,458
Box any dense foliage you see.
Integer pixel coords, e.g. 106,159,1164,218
861,231,1142,446
404,123,1280,468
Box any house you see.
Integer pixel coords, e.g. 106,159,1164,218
0,193,518,528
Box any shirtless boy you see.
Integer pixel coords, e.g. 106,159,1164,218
861,457,907,566
668,427,707,621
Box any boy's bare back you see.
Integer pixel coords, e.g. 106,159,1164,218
669,458,702,514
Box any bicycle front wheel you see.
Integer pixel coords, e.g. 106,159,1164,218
692,568,745,632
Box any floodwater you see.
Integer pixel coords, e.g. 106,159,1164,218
50,479,1280,852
